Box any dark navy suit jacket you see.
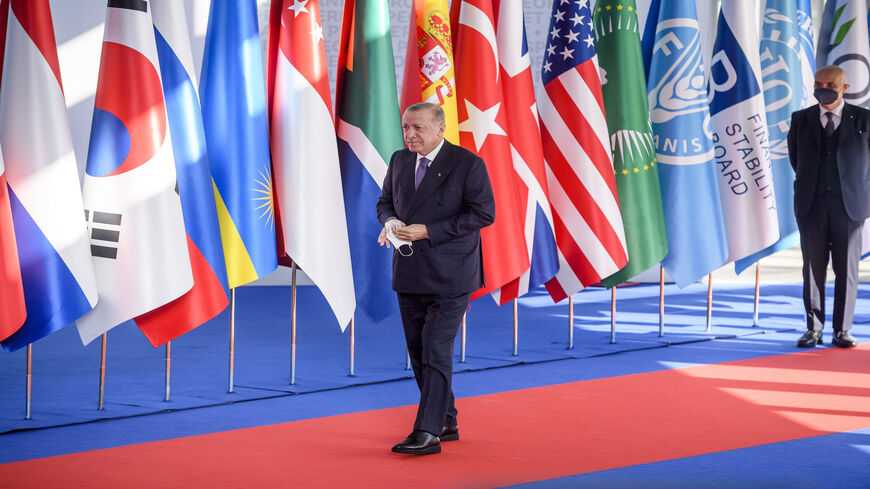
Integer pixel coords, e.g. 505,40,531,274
788,102,870,221
377,140,495,295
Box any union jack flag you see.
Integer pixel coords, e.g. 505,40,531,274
540,0,627,302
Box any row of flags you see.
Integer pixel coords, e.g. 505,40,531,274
0,0,864,353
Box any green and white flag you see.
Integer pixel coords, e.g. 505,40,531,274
594,0,667,287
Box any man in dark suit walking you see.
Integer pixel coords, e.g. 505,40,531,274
788,65,870,348
377,102,495,455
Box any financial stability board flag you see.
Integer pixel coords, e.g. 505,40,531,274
452,0,529,301
76,0,193,345
268,0,355,329
540,0,627,302
735,0,816,274
595,0,667,288
642,0,727,287
0,148,24,342
400,0,460,144
708,0,779,266
818,0,870,258
334,0,401,323
132,0,230,347
0,0,98,351
201,0,278,289
490,0,558,304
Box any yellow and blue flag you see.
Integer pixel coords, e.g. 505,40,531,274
200,0,278,288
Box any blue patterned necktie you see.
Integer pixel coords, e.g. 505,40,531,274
415,157,429,189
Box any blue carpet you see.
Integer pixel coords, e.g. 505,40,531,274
0,282,867,437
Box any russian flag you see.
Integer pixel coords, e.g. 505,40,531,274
76,0,193,345
0,0,98,352
129,0,230,347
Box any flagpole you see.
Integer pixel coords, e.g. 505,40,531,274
25,344,32,420
164,341,171,401
228,288,236,393
568,296,574,350
753,262,761,327
460,311,467,363
706,273,713,332
512,299,518,356
348,316,355,376
405,349,411,370
659,266,665,337
98,332,107,410
610,287,616,344
291,262,297,385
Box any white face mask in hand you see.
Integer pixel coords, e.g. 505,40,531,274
385,220,413,257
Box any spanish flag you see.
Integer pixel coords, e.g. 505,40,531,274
400,0,459,144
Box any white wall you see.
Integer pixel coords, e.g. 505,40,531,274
47,0,833,285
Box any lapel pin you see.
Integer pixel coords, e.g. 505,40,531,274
438,173,442,177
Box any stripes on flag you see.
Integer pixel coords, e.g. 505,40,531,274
0,0,98,351
131,0,230,348
538,0,627,301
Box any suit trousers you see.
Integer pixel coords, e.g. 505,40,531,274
796,191,864,333
397,292,470,436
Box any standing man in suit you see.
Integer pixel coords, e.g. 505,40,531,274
377,102,495,455
788,65,870,348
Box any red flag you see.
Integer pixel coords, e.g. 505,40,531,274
267,0,356,328
489,0,559,304
0,153,25,342
452,0,529,300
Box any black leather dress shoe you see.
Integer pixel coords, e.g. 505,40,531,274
797,330,822,348
392,430,441,455
831,331,858,348
440,425,459,442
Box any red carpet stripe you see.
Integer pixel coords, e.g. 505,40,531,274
1,345,868,488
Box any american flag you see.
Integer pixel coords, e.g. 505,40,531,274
540,0,627,302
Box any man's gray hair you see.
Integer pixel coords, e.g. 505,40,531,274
405,102,446,125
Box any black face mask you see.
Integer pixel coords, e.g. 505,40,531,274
814,87,839,105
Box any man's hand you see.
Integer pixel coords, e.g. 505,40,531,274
395,224,428,241
378,226,390,248
379,218,406,248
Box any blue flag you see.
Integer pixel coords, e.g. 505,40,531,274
644,0,728,287
734,0,815,274
200,0,278,288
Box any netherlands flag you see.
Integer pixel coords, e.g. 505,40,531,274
132,0,229,348
0,0,98,352
76,0,193,345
